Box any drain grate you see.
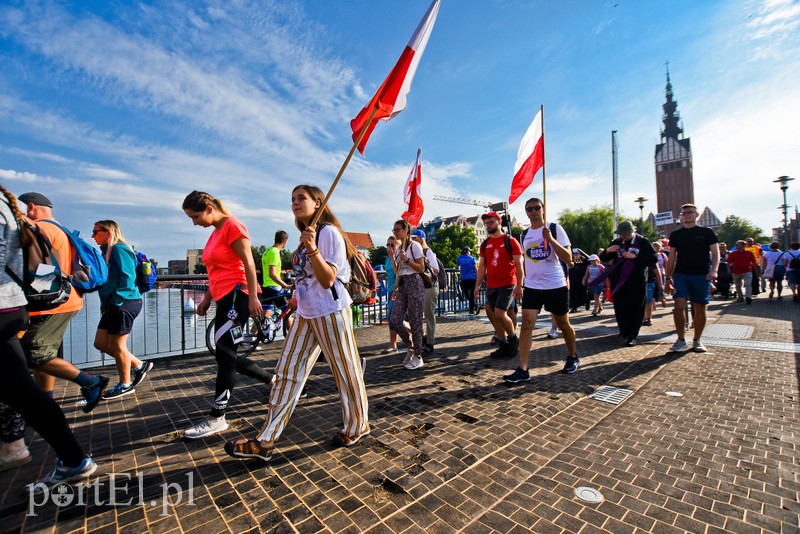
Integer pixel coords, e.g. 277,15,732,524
589,386,633,405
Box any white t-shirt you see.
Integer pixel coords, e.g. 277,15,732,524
424,248,439,274
397,241,424,276
293,225,352,319
763,250,784,271
521,223,570,290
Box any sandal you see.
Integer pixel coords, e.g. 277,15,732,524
331,429,370,448
224,438,273,461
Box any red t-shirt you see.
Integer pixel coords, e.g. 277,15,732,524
203,217,250,301
480,235,523,288
726,249,757,275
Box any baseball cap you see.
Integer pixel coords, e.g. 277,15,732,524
411,229,426,239
462,246,471,253
18,192,53,208
588,254,599,261
481,211,500,221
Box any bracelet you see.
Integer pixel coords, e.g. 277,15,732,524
307,248,320,257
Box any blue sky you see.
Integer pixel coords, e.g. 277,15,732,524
1,0,798,264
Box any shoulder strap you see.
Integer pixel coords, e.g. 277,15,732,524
549,222,557,241
504,234,512,256
520,228,528,247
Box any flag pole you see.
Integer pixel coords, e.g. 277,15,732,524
310,105,380,227
540,105,547,222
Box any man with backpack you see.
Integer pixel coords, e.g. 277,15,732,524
784,242,800,302
474,211,523,360
17,192,109,412
505,198,578,383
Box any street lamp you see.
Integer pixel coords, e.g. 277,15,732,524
634,196,648,226
774,176,794,250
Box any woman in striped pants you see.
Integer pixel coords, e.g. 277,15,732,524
225,185,369,461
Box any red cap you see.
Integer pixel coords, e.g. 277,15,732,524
481,211,501,221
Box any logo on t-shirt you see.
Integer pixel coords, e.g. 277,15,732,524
524,240,550,262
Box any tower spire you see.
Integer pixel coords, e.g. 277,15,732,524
661,60,683,141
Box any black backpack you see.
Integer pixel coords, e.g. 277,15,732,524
789,251,800,270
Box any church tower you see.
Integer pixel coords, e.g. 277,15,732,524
654,65,694,236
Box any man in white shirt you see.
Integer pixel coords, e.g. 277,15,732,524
505,197,578,383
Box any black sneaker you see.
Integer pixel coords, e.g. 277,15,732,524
504,367,530,383
81,376,109,414
506,335,519,357
130,361,153,388
745,297,752,305
490,341,512,359
562,357,580,374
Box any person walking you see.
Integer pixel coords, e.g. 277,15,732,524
182,191,274,439
224,184,369,461
382,236,402,353
761,242,785,300
583,254,605,315
505,198,578,383
727,240,758,304
389,220,427,369
17,192,108,411
0,187,98,489
664,203,720,353
456,246,478,314
784,242,800,302
91,220,153,399
411,229,438,354
599,221,657,346
474,212,523,359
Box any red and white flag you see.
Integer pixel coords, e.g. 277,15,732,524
509,108,544,204
350,0,441,155
402,148,424,227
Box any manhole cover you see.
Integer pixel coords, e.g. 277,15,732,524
575,486,604,503
665,391,684,397
589,386,633,405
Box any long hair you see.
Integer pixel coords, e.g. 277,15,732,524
94,220,129,263
0,185,32,247
393,219,412,251
292,185,357,258
182,190,230,216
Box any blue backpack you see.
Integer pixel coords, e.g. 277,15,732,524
43,220,108,294
134,250,157,293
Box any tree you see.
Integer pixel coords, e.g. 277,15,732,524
370,246,389,268
557,206,614,254
429,225,478,267
280,249,293,271
193,257,207,274
633,218,662,243
716,215,768,246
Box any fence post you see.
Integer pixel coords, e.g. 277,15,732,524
180,280,186,355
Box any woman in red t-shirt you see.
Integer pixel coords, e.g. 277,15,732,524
181,191,273,439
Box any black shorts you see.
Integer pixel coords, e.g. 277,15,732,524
261,286,289,308
486,286,515,311
522,286,569,316
98,300,142,335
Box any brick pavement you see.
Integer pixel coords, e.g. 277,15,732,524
0,295,797,533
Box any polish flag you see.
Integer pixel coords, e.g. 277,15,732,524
509,108,545,204
350,0,441,155
402,148,424,227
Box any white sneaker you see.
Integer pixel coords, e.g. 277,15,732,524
670,339,689,352
184,416,229,439
547,328,559,339
404,355,423,370
402,352,412,366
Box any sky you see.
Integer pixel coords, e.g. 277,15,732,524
1,0,798,264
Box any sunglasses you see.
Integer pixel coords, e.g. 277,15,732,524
386,243,395,247
525,205,543,212
91,229,107,236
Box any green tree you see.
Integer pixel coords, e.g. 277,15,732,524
716,215,768,246
193,257,207,274
633,218,662,243
557,206,615,254
280,249,293,271
429,225,478,267
510,225,524,240
370,246,389,268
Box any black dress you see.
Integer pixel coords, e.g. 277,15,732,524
568,261,589,310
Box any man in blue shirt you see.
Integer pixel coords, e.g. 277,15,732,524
456,246,478,314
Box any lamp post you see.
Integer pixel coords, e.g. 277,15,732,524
634,196,648,227
774,176,794,250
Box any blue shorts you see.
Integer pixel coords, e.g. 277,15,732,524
646,282,656,303
592,285,603,296
787,270,800,286
673,273,711,305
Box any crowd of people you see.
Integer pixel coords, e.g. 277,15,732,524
1,185,793,492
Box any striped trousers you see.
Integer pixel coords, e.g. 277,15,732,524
257,308,369,443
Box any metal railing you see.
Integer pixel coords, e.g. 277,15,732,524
63,272,485,369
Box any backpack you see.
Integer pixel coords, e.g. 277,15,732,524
4,216,72,311
436,257,447,290
315,224,378,305
134,250,157,293
480,234,513,257
789,251,800,270
43,220,108,294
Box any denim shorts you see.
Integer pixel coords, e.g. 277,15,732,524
98,299,142,335
646,282,656,303
673,273,711,305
